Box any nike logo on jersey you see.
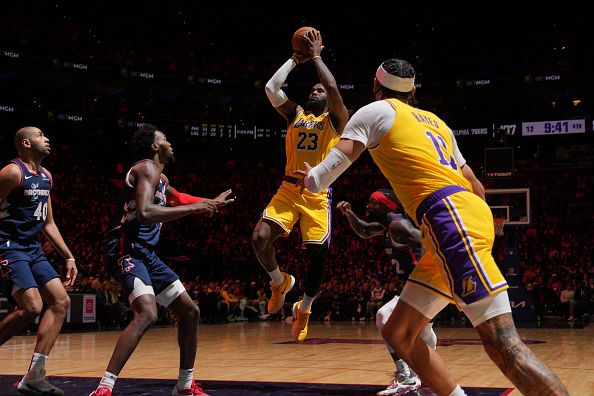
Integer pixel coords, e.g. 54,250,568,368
24,175,33,179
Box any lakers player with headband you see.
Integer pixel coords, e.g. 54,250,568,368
296,59,567,396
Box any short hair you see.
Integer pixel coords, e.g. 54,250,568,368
130,123,157,160
14,127,37,152
382,59,415,79
379,59,417,105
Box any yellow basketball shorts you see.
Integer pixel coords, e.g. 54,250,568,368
410,186,508,305
261,182,332,246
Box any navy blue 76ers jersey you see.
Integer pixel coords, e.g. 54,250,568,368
0,158,52,243
384,213,421,282
107,160,167,247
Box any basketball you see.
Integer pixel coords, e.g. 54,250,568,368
292,26,317,55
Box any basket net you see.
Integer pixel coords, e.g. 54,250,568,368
494,217,506,237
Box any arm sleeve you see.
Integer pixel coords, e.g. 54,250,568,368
450,129,467,167
341,101,395,148
167,190,206,207
303,148,352,193
264,58,297,107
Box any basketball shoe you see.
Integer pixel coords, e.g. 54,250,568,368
268,272,295,313
172,380,209,395
376,373,421,395
89,387,111,396
17,373,64,396
292,300,311,341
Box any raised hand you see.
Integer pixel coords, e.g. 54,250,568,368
336,201,352,215
306,29,323,58
212,189,235,207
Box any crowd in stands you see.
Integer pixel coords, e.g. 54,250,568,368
511,166,594,323
1,138,591,329
1,8,592,329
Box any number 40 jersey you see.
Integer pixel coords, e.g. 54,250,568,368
0,158,52,243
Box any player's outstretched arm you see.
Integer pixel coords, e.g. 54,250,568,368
265,56,303,122
295,138,365,193
166,185,207,206
306,30,349,132
166,186,234,208
211,189,235,207
135,162,217,224
337,201,385,239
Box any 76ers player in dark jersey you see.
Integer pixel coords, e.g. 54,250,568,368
90,124,233,396
338,189,436,395
0,126,77,396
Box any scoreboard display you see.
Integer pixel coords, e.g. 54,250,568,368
521,119,586,136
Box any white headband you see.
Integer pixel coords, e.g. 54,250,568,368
375,65,415,92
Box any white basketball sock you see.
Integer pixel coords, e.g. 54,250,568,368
268,268,285,286
23,352,47,381
301,294,315,312
449,384,467,396
395,358,416,378
99,371,118,390
178,368,194,390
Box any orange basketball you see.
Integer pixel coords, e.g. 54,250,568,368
292,26,317,55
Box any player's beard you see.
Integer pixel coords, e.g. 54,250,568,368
366,211,382,223
366,210,391,225
305,98,326,114
161,146,175,164
34,143,50,160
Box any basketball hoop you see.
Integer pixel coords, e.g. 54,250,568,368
494,217,506,237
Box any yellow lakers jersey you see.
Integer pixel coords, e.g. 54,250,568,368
370,99,472,225
285,111,340,175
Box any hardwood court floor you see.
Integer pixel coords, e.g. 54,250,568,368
0,321,592,395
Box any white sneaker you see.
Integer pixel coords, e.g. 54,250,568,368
17,376,64,396
376,374,421,395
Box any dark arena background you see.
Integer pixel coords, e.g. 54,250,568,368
0,3,593,395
